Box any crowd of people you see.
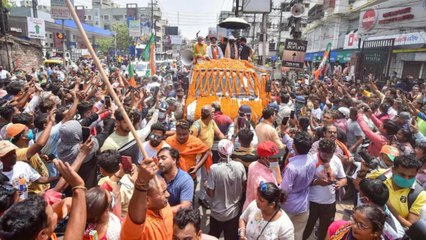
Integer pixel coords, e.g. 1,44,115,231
0,48,426,240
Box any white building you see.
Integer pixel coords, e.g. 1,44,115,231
304,0,426,79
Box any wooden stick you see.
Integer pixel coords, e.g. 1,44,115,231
64,1,154,168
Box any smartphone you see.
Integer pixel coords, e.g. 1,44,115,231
82,127,91,143
79,83,84,91
290,110,295,119
282,117,289,125
120,156,132,174
105,96,111,108
90,127,97,136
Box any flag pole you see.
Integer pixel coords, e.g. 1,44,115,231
63,0,154,169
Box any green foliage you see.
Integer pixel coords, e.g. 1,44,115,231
2,0,12,9
112,23,132,52
95,23,132,54
96,38,113,54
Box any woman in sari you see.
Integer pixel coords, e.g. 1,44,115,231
326,204,386,240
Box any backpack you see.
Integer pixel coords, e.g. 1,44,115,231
377,172,424,210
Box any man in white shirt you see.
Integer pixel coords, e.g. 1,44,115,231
141,122,170,160
303,139,347,240
206,37,224,60
0,141,59,199
0,66,11,81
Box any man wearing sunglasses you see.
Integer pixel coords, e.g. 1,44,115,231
141,122,170,160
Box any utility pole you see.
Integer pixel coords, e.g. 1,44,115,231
277,6,283,50
32,0,38,18
62,20,66,66
262,13,267,66
252,14,256,42
0,0,11,71
151,0,155,53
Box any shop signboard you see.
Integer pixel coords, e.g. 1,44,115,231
27,17,45,39
358,1,426,35
282,39,308,69
344,31,360,49
51,0,74,19
128,20,141,37
344,31,426,50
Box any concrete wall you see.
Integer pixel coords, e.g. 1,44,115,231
0,35,43,72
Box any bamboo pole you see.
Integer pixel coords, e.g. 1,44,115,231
63,1,156,176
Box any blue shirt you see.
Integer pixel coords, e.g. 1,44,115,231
281,154,316,215
165,168,194,206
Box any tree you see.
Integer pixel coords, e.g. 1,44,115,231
95,23,132,55
2,0,12,9
96,38,113,55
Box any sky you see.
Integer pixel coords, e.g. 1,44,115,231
36,0,234,39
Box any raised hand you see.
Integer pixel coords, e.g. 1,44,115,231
53,159,85,188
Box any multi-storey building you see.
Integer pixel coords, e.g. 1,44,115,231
304,0,426,79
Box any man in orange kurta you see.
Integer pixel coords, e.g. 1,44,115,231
121,158,173,240
193,36,207,64
166,120,212,176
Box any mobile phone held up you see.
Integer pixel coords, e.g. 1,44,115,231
79,83,84,91
120,156,132,174
105,96,111,108
290,110,295,119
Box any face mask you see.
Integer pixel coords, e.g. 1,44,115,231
269,161,279,169
393,173,416,188
158,111,166,120
27,129,34,140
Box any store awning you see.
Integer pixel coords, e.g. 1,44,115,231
305,50,354,63
54,20,113,37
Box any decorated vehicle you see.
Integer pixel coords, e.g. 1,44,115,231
185,58,271,122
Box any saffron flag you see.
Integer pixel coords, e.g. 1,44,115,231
127,61,137,88
142,33,155,61
314,42,332,80
149,41,156,76
142,33,156,77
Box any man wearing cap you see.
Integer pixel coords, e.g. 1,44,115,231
0,140,59,199
6,120,56,195
242,141,284,211
255,107,285,184
205,139,246,239
394,111,411,131
356,145,400,182
211,101,233,163
206,37,224,60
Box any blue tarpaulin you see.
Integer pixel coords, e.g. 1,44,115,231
54,20,113,37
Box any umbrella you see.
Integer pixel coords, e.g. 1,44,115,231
218,17,250,29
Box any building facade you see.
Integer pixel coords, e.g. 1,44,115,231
304,0,426,79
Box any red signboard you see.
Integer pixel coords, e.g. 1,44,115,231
361,9,377,31
379,7,414,25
